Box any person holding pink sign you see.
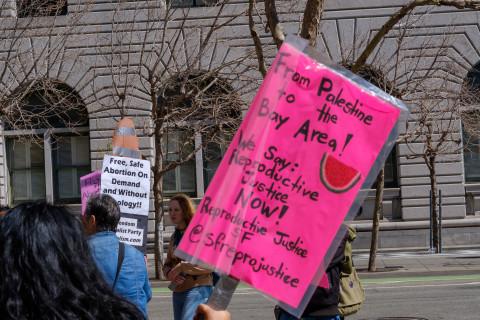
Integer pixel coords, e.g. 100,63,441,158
274,230,348,320
163,194,214,320
194,304,231,320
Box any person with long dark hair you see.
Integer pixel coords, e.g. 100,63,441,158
0,205,10,217
0,202,145,320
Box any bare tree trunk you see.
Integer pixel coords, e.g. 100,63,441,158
153,162,165,280
368,165,384,272
153,156,165,280
153,89,166,280
429,156,440,252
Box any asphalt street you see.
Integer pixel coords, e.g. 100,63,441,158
146,247,480,319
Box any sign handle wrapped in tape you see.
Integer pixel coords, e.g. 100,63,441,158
198,275,240,320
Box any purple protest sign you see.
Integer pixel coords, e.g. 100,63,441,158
80,170,101,215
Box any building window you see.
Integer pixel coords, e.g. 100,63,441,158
203,140,222,190
462,111,480,183
369,146,398,189
6,135,89,203
162,131,236,196
53,136,90,202
159,72,242,198
203,135,227,190
383,146,398,188
162,131,196,195
462,63,480,183
169,0,218,7
463,129,480,183
7,140,46,202
17,0,68,17
4,80,89,204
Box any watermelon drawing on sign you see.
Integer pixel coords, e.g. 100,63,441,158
320,152,361,194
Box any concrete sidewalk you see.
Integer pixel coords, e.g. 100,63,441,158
146,247,480,288
353,247,480,279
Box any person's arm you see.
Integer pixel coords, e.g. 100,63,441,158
194,304,231,320
143,265,152,302
162,236,186,285
176,260,213,276
162,235,175,278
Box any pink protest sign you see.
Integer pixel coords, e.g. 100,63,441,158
318,273,329,289
80,170,101,215
176,35,407,313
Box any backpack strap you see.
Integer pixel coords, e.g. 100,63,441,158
112,242,125,290
341,225,356,277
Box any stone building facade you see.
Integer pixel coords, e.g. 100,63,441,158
0,0,479,250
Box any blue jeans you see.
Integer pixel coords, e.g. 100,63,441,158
279,313,341,320
172,286,213,320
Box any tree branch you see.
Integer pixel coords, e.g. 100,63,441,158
300,0,324,47
264,0,285,49
249,0,267,78
351,0,480,74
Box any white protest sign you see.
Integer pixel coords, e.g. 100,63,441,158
116,217,144,246
101,155,150,216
